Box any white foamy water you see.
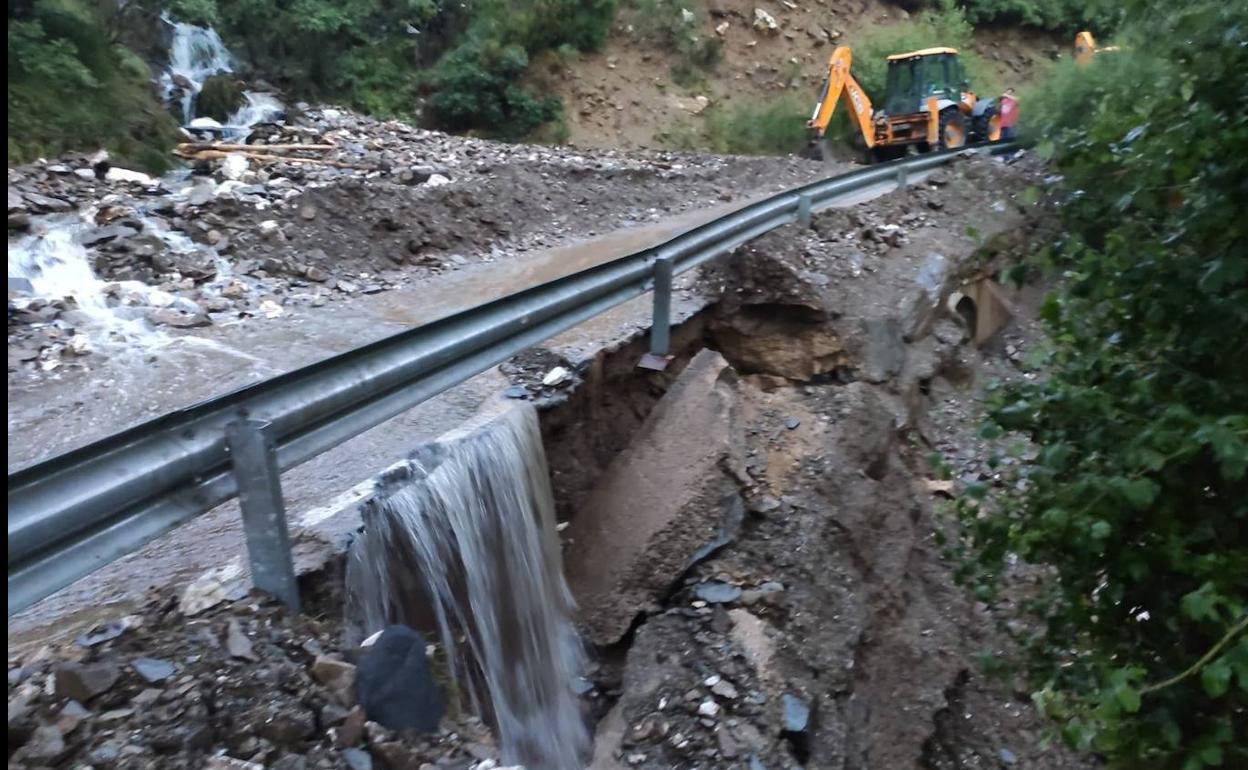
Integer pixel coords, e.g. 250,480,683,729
158,13,284,140
7,219,162,347
346,406,591,770
224,92,285,140
159,11,234,124
8,218,262,365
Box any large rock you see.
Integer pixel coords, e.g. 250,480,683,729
565,349,746,646
197,75,247,122
901,252,954,342
53,662,120,702
355,625,443,733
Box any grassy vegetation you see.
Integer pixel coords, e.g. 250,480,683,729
662,95,810,157
958,0,1122,31
629,0,722,89
8,0,182,170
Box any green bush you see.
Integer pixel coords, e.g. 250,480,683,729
8,0,182,170
951,1,1248,767
419,0,617,138
958,0,1122,31
425,38,561,138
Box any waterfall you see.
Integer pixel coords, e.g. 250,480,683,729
159,11,234,124
346,405,591,770
223,91,285,140
158,13,284,140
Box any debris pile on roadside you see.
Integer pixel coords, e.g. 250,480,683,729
8,105,827,379
6,592,516,770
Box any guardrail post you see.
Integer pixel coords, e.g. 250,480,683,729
639,255,675,371
797,194,812,227
226,419,301,612
895,165,907,189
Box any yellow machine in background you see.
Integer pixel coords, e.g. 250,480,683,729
805,46,1005,162
1074,31,1119,66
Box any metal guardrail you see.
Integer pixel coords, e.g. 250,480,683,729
7,144,1016,615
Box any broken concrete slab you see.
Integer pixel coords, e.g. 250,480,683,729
902,252,955,342
564,349,746,646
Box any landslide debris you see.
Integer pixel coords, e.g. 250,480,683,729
570,152,1096,770
8,105,828,378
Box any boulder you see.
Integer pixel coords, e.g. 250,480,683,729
197,75,247,122
355,626,443,733
53,662,120,702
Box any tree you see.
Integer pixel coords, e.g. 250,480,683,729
953,1,1248,767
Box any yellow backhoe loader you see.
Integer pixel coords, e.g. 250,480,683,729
805,46,1005,162
1074,31,1119,66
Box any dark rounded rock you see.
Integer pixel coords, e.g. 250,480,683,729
355,626,443,733
197,75,247,122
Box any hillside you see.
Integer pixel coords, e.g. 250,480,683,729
7,0,1068,167
539,0,1062,150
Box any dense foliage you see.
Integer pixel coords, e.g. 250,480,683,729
421,0,617,138
185,0,617,138
955,0,1121,31
950,1,1248,767
8,0,182,169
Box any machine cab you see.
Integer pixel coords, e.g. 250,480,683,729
880,48,966,117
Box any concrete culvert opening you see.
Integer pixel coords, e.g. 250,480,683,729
954,295,978,338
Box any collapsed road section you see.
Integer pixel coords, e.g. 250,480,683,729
7,153,1093,770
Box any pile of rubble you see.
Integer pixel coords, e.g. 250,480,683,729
6,592,522,770
8,104,825,378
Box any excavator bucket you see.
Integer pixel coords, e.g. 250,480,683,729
800,139,827,162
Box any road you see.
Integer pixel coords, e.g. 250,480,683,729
6,172,917,648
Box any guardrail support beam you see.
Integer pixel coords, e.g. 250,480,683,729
639,255,675,371
797,194,812,227
226,419,301,613
895,166,907,189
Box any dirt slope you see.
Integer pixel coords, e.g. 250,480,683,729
538,0,1062,150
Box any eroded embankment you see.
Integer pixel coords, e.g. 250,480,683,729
6,153,1094,770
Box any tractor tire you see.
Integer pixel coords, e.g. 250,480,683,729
971,106,1003,144
938,109,968,151
871,145,905,163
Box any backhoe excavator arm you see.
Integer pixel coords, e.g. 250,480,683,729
806,47,875,149
1075,31,1120,66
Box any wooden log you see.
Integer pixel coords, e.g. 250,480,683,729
174,142,337,154
172,148,370,170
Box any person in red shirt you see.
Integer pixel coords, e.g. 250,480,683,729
999,88,1019,140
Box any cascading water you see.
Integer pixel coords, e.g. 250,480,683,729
7,218,158,344
158,13,284,140
223,92,285,141
346,405,591,770
159,11,234,124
